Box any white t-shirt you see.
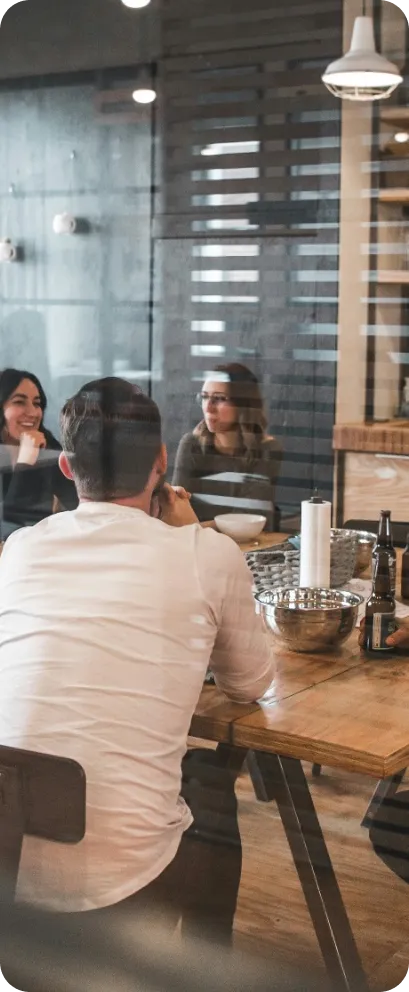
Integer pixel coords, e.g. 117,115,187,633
0,503,273,912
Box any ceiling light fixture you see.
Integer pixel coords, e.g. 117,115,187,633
394,130,409,142
322,15,403,101
121,0,151,8
132,87,156,104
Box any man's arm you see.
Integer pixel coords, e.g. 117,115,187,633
198,532,274,703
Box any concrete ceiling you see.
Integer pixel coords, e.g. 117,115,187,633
0,0,161,80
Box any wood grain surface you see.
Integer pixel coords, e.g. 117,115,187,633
343,452,409,522
189,534,409,991
333,421,409,455
233,760,409,991
191,534,409,779
232,655,409,777
378,189,409,203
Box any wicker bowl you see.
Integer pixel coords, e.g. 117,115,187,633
245,528,358,594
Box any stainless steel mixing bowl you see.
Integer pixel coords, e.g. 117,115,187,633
255,587,363,654
352,531,377,577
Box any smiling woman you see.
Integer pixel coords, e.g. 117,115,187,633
0,368,78,538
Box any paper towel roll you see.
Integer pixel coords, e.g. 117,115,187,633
300,497,331,588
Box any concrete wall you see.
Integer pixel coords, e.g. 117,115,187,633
0,0,161,80
0,76,155,432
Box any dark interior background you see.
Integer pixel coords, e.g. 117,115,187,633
0,0,343,516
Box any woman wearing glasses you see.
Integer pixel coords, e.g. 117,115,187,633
172,363,282,528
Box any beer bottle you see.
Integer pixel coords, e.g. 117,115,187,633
372,509,396,596
365,550,396,653
401,533,409,601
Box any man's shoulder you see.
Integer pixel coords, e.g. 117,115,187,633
3,512,70,555
195,525,243,568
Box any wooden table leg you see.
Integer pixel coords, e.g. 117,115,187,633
361,769,406,829
247,750,369,992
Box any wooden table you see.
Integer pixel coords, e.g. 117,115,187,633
190,532,409,992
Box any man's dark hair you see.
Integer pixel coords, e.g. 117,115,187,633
60,377,162,500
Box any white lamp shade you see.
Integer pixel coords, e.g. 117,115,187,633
132,87,157,104
322,16,403,100
0,240,17,262
121,0,151,7
53,212,77,235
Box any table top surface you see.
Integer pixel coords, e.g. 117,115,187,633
191,531,409,779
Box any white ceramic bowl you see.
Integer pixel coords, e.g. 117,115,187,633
214,513,267,542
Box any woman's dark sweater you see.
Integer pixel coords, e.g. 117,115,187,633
172,432,282,529
0,429,78,535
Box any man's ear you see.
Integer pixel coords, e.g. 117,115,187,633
59,452,74,480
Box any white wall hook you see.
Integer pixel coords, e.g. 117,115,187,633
53,212,77,235
0,239,17,262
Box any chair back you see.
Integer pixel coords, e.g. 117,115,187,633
0,745,85,903
344,518,409,548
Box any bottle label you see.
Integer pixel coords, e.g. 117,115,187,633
366,613,396,651
390,559,396,594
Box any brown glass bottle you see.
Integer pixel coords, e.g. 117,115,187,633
365,550,396,654
372,510,396,596
401,533,409,602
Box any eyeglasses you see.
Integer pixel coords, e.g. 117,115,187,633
197,392,230,407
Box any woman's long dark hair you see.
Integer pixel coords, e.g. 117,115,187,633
0,368,47,438
194,362,268,458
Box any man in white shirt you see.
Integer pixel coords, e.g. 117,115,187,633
0,378,273,932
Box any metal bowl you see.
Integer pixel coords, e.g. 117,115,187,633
255,587,363,654
352,531,377,577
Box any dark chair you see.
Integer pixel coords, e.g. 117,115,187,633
0,744,86,903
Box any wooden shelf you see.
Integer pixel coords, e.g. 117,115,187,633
377,270,409,285
379,188,409,204
333,421,409,455
381,107,409,124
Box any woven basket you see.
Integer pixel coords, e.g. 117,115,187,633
245,528,358,594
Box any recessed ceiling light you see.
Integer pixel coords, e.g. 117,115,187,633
394,131,409,143
121,0,151,8
132,87,157,104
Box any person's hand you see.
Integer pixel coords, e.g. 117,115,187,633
150,484,191,520
384,618,409,649
157,483,198,527
16,430,46,466
170,486,191,501
358,616,409,650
